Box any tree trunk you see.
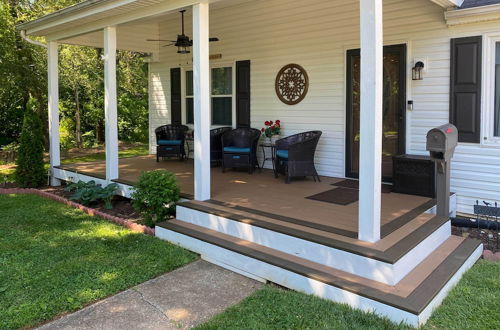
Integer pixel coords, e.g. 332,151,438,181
96,120,105,144
75,86,82,148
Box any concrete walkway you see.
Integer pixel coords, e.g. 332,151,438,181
38,260,262,330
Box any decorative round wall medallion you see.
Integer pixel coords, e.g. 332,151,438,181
275,63,309,105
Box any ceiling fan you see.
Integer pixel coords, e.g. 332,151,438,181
147,10,219,54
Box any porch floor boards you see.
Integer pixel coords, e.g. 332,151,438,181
59,155,433,236
180,199,438,253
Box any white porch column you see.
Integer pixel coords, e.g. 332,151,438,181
104,26,119,181
48,41,61,186
358,0,383,242
193,2,211,201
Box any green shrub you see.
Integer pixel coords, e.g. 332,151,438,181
131,170,180,226
65,180,118,209
15,98,46,188
59,117,76,151
1,142,19,152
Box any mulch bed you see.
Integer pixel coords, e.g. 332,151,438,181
452,225,499,253
0,185,153,236
40,186,141,221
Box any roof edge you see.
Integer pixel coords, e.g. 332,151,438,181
16,0,112,31
446,3,500,25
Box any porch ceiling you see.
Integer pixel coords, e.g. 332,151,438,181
19,0,450,44
17,0,251,41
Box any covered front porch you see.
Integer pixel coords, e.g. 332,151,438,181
19,0,483,325
57,155,442,240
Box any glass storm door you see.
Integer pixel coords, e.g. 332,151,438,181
346,44,406,181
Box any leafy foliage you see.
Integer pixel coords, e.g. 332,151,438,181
0,1,149,149
131,170,180,226
14,98,46,187
65,180,118,209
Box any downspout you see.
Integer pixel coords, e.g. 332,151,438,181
20,30,47,48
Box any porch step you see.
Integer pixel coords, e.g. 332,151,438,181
156,219,482,326
176,200,450,285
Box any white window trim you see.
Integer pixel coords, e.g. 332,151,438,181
181,62,236,128
482,33,500,145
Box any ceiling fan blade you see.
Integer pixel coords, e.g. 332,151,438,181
162,43,175,47
209,37,220,42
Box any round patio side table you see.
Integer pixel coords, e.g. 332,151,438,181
259,142,276,171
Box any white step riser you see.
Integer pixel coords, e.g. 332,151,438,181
176,206,451,285
156,226,482,327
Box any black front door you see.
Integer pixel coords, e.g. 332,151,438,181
345,44,407,181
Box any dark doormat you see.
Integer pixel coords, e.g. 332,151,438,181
332,179,392,193
305,187,359,205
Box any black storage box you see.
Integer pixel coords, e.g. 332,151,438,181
392,154,435,198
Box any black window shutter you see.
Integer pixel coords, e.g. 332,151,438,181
450,36,482,143
170,68,182,125
236,60,251,128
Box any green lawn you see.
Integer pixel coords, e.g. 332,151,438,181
0,194,196,330
197,260,500,330
60,144,149,164
0,144,149,184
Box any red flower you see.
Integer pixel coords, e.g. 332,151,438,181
264,121,270,126
269,121,274,126
261,128,265,132
276,120,281,124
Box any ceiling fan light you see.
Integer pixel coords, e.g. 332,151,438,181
177,46,190,54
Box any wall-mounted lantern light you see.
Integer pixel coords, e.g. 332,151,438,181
412,61,425,80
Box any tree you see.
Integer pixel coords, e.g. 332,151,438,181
1,0,149,150
15,98,46,187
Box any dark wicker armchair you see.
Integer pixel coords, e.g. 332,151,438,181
155,124,189,161
221,128,261,173
210,127,232,166
274,131,322,183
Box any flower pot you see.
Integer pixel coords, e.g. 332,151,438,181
264,136,272,144
271,135,280,145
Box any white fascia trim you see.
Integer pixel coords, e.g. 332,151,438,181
44,0,205,41
430,0,463,9
19,0,137,35
445,4,500,25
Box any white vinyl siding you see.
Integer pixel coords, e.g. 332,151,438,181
147,0,500,214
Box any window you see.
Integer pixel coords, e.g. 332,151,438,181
483,36,500,144
184,67,233,126
495,42,500,137
211,67,233,125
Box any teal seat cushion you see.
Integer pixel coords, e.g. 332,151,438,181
224,147,251,153
158,140,182,146
276,149,288,159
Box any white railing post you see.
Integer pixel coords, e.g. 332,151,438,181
193,2,211,201
358,0,383,242
104,26,119,181
48,41,61,186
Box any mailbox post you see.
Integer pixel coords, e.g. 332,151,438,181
426,124,458,218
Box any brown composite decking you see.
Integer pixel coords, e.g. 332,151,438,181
59,155,435,238
159,219,480,315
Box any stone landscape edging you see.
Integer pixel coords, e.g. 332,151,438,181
0,188,155,236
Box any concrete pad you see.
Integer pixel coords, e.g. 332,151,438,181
38,260,262,330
